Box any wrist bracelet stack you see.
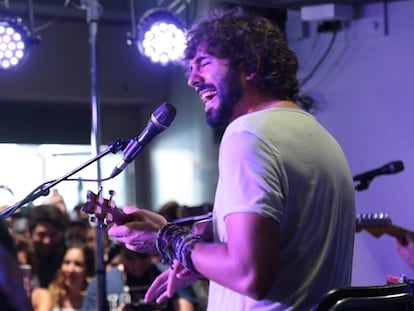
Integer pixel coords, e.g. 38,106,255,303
156,223,203,276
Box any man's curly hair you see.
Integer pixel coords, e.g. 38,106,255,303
183,7,299,101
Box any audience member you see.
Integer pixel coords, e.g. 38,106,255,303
0,217,33,311
15,233,54,311
49,189,69,218
14,233,37,269
28,204,68,288
32,286,54,311
48,243,95,311
81,245,198,311
5,204,32,239
158,201,182,222
64,220,89,248
105,242,123,272
85,224,111,263
73,202,90,223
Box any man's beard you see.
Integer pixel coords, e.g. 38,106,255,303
205,68,244,129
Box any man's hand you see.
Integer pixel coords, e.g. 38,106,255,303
108,206,167,254
396,233,414,270
144,259,199,304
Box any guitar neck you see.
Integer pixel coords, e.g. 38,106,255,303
356,223,414,246
384,225,414,242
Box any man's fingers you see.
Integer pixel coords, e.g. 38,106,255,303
125,221,160,231
406,233,414,243
122,208,166,224
138,209,167,224
145,270,169,303
167,260,181,297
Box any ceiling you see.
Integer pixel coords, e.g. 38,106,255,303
4,0,400,24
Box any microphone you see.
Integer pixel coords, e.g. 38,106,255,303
111,103,177,178
353,160,404,182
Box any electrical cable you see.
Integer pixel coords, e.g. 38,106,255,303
299,27,321,72
33,0,71,32
303,22,350,93
299,29,338,88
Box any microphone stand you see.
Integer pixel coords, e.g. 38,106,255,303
85,0,109,310
0,139,127,219
354,179,372,191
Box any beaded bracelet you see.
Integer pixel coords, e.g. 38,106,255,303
155,223,203,276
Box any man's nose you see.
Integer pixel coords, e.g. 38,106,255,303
187,70,202,88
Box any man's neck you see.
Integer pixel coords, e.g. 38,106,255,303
248,100,302,113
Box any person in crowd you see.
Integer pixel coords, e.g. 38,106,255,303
14,235,53,311
8,205,31,238
73,202,90,223
107,6,355,311
64,220,89,248
0,217,33,311
14,231,37,267
48,243,95,311
81,244,198,311
28,204,69,288
85,223,112,263
50,189,69,218
158,201,182,223
105,242,124,271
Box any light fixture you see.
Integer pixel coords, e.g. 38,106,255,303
0,14,33,71
136,8,186,66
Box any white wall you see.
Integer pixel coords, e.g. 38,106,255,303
288,0,414,285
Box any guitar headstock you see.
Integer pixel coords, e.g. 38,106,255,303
81,188,125,225
356,213,392,237
356,212,412,246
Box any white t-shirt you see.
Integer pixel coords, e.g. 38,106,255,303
208,108,355,311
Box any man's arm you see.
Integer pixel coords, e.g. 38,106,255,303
192,212,280,300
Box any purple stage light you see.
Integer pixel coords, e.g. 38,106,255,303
137,8,186,66
0,17,30,71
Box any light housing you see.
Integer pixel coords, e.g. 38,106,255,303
0,14,32,71
136,8,186,66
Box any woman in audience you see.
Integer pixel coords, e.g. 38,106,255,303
48,243,95,311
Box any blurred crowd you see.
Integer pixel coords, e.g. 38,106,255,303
2,189,212,311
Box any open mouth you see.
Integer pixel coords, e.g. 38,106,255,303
200,90,217,104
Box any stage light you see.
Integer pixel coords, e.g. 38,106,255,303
136,8,186,66
0,15,32,71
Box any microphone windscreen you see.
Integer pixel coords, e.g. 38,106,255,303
153,103,177,127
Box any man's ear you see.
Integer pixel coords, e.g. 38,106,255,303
245,55,260,80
